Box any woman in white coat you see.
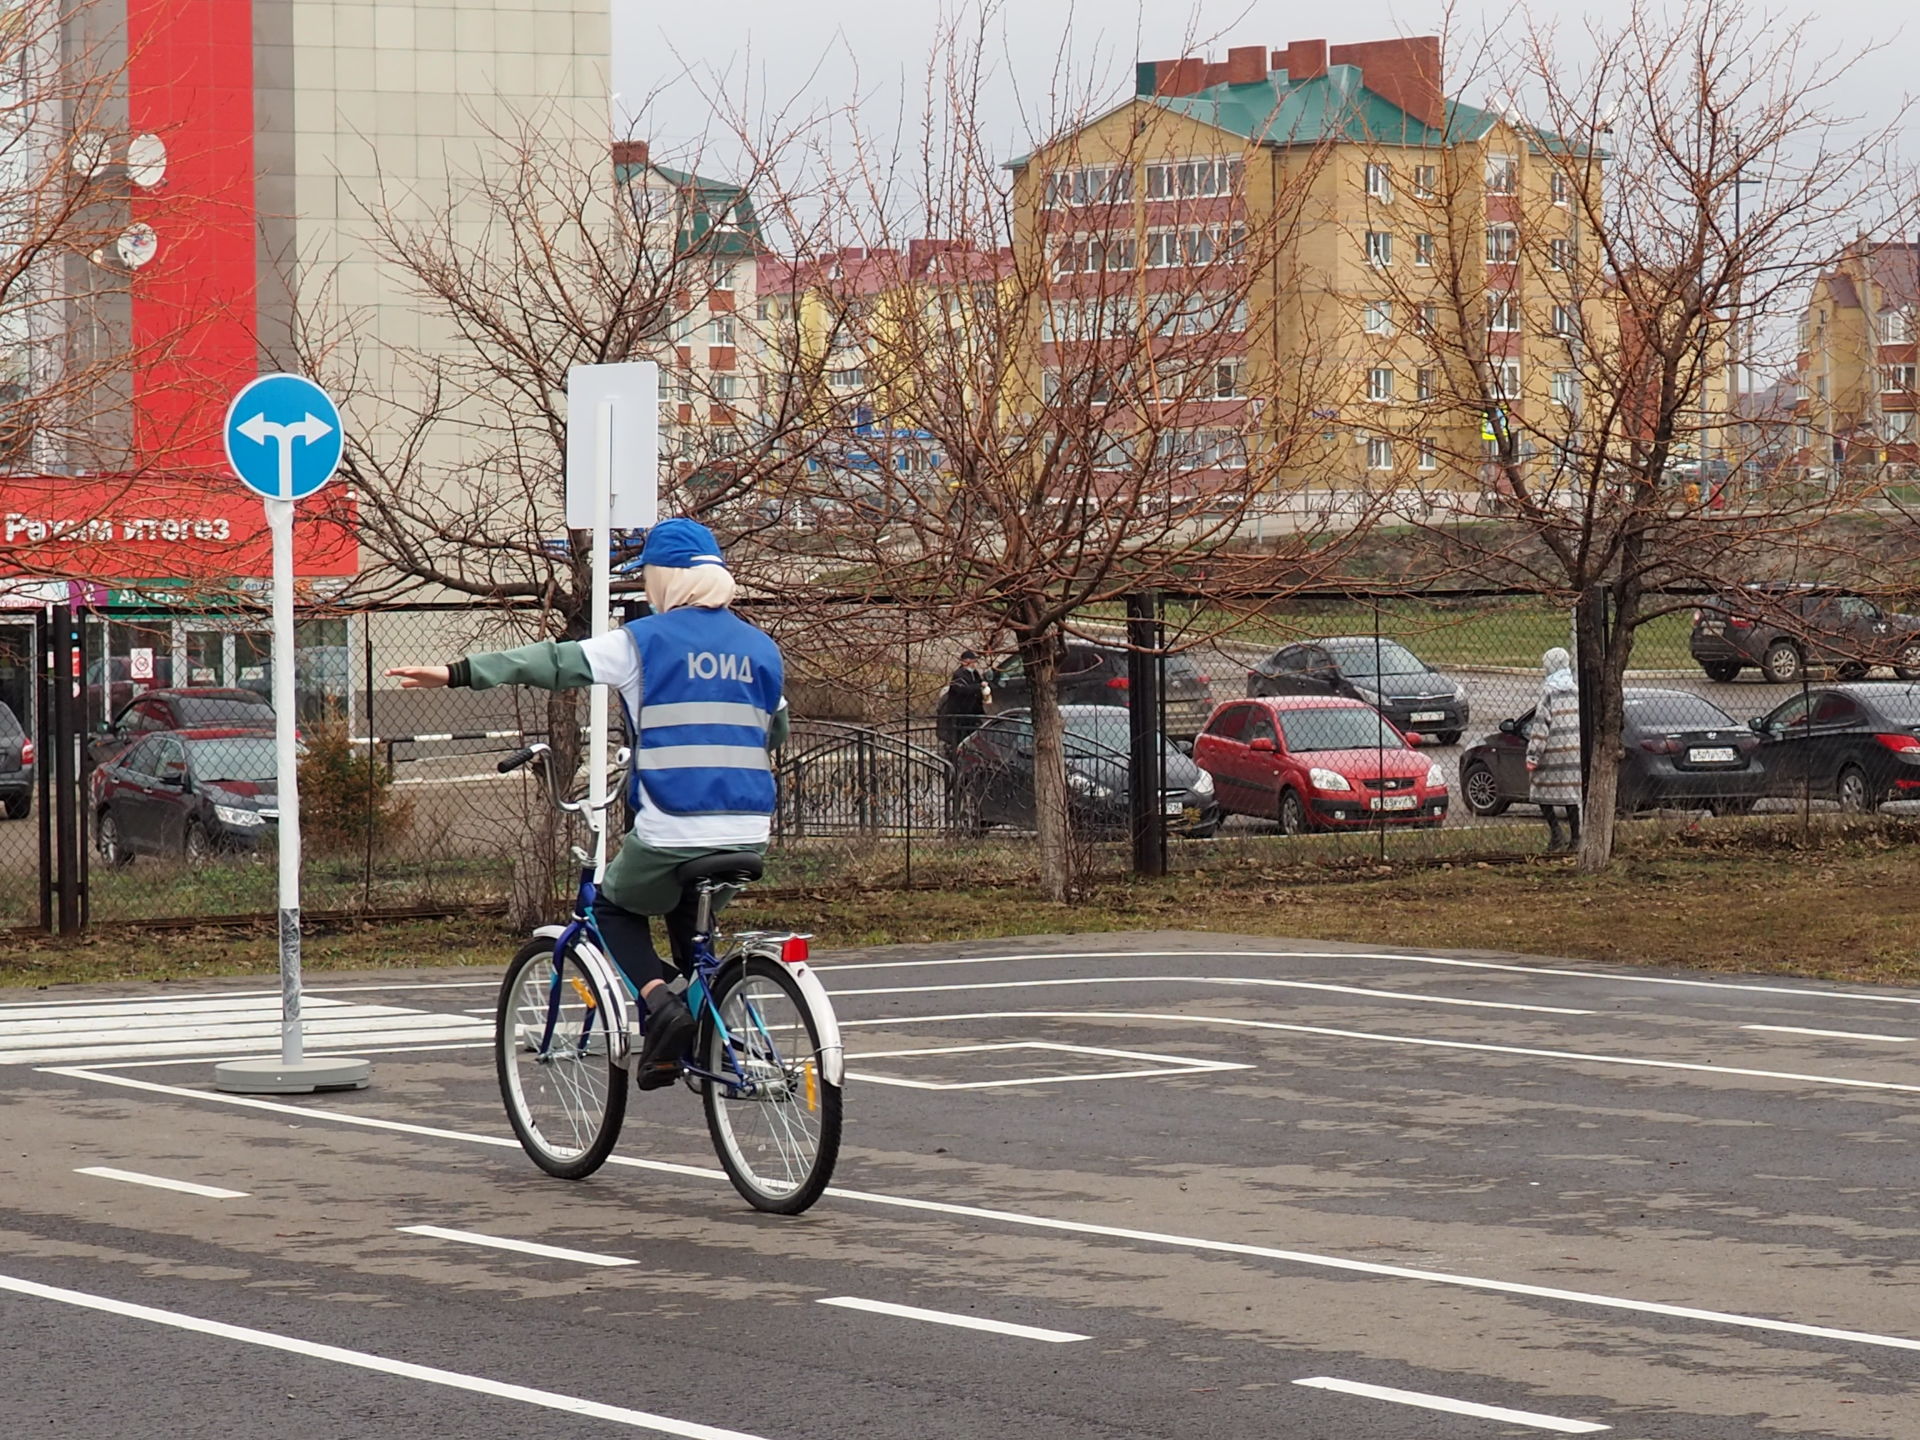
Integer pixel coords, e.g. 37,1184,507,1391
1528,647,1583,853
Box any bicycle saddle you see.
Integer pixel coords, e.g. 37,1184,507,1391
675,851,765,886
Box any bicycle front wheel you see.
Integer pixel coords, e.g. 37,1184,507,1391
497,937,628,1179
702,956,842,1214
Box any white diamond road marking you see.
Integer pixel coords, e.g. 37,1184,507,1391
0,995,490,1066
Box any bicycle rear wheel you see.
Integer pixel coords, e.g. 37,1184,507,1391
497,937,628,1179
702,955,842,1214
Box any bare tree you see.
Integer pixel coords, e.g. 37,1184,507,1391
752,13,1363,900
1354,0,1913,868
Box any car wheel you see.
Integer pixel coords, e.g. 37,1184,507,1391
1761,641,1804,684
1277,788,1313,837
1434,730,1462,747
1836,765,1879,814
1461,762,1509,817
96,811,132,867
183,820,214,866
1702,662,1741,683
1895,644,1920,682
1,794,26,821
1836,661,1869,681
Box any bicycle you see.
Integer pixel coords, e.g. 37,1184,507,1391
491,741,844,1214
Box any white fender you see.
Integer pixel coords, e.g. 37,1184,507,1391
529,926,633,1063
785,958,845,1087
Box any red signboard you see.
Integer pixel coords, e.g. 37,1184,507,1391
0,475,358,581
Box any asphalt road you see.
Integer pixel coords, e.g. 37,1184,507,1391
4,933,1920,1438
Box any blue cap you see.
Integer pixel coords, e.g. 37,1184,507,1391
638,518,726,569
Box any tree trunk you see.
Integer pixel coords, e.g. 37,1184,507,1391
1017,630,1074,904
1574,584,1633,873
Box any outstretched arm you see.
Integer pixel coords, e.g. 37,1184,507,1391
387,640,599,692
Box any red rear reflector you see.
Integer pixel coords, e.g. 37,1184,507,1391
1105,675,1129,689
1728,615,1753,629
1874,733,1920,753
19,739,33,765
779,935,810,964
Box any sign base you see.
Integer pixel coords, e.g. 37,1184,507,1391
212,1056,372,1094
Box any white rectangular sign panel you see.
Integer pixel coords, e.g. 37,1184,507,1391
565,362,660,531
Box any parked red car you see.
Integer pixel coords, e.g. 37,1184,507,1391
1193,696,1448,835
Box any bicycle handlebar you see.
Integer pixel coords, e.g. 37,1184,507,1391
496,745,541,774
496,740,628,820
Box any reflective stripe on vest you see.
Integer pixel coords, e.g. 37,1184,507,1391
623,609,784,817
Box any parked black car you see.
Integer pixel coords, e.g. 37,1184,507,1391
89,687,275,770
988,642,1214,739
952,705,1219,837
91,728,280,865
1246,637,1470,745
0,700,34,820
1459,688,1767,817
1748,683,1920,812
1690,583,1920,684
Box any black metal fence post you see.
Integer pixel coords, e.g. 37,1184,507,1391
34,605,51,932
1127,592,1166,878
50,602,80,934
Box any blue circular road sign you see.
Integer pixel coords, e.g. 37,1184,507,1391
224,373,345,501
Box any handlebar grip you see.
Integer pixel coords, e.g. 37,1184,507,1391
496,745,541,774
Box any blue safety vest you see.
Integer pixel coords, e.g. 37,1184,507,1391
622,608,784,817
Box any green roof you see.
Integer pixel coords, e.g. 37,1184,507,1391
1009,67,1572,167
615,160,764,257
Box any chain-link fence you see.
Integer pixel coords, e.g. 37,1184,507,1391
6,586,1919,930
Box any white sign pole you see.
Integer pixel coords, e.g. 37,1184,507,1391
266,495,304,1068
588,399,614,876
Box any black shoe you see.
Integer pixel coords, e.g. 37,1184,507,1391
635,992,696,1092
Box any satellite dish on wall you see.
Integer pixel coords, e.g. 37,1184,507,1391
70,130,109,178
125,134,167,189
115,223,158,269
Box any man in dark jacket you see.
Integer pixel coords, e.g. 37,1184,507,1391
934,649,990,759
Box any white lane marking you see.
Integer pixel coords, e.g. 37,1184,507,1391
0,1269,766,1439
91,1040,494,1069
848,1040,1251,1090
1744,1025,1916,1043
832,974,1592,1016
43,1064,1920,1359
308,981,499,994
1294,1377,1609,1434
398,1225,635,1268
817,1296,1088,1343
0,989,283,1010
0,995,349,1023
1,1021,491,1067
835,1009,1920,1096
0,1004,438,1041
820,948,1920,1009
75,1167,248,1199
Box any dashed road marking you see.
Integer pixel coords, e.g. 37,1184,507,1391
1743,1024,1916,1043
398,1225,636,1267
1294,1377,1609,1433
75,1167,247,1199
817,1295,1088,1343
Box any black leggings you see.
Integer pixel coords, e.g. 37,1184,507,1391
591,890,700,991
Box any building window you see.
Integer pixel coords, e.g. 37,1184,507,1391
1883,365,1917,393
1363,301,1393,335
1552,304,1579,338
1549,237,1573,271
1366,436,1394,470
1886,310,1916,344
1044,165,1134,209
1486,225,1518,263
1485,153,1518,194
711,261,738,292
1418,302,1438,335
1412,164,1437,199
1365,162,1393,202
1367,367,1395,402
828,367,865,390
1551,371,1578,407
1212,360,1246,399
1550,171,1571,205
1181,227,1217,265
1145,157,1243,199
1091,234,1136,272
1414,233,1435,266
711,315,736,345
1417,436,1438,470
1417,367,1436,401
1487,292,1520,331
1145,230,1178,269
1493,361,1521,399
1365,231,1393,267
711,373,737,401
1888,411,1918,442
676,370,693,402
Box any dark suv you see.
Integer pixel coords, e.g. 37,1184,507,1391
0,701,33,820
1690,584,1920,684
988,642,1214,738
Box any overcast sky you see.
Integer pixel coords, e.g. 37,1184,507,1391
611,0,1917,163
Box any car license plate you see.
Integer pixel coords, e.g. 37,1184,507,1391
1371,795,1418,811
1163,798,1184,816
1688,747,1736,764
1411,711,1445,723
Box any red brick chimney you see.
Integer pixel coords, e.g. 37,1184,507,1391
1274,39,1327,81
612,139,650,168
1225,45,1268,85
1328,36,1444,127
1154,57,1210,97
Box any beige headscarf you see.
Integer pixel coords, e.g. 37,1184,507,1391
644,562,737,613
